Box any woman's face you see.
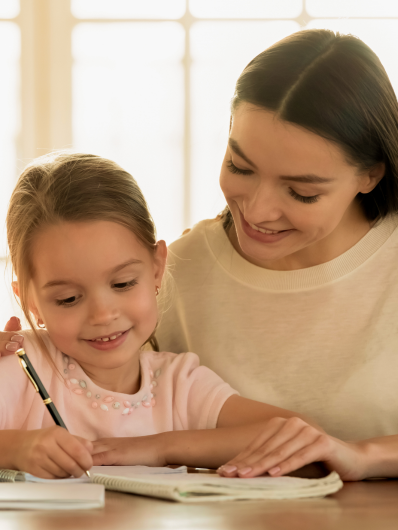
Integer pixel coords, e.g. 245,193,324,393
219,104,383,269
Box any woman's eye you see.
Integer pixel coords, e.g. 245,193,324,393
226,160,253,176
113,279,138,290
56,296,77,307
289,188,319,204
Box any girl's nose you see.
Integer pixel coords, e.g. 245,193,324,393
87,297,119,327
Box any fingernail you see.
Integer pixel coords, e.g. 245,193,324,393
238,467,252,476
6,342,19,351
268,466,281,475
11,335,23,343
221,465,237,473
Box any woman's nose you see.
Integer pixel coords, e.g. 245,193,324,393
244,185,282,222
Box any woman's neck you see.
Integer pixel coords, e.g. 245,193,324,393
78,354,141,395
229,202,375,271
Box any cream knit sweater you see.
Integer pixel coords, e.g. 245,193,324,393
157,215,398,441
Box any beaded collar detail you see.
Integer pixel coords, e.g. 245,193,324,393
61,354,158,415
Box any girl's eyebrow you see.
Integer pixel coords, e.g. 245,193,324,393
42,259,143,290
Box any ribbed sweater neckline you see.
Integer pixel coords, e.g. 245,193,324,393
204,215,398,292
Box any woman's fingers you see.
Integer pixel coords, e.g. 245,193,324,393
219,417,311,477
263,434,333,478
4,316,22,332
235,427,325,478
1,317,23,357
0,333,24,357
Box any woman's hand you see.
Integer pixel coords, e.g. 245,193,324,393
0,317,23,356
12,426,93,479
217,417,367,481
92,435,166,467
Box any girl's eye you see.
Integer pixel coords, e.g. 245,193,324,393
289,188,319,204
56,296,77,307
226,160,253,176
113,279,138,291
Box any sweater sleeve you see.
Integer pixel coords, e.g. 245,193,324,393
169,352,239,431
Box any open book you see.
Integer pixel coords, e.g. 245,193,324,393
0,466,343,504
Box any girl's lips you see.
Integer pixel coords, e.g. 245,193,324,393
84,329,130,351
240,211,294,244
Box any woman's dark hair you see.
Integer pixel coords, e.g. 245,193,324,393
221,29,398,229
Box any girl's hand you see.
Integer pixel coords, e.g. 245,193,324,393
13,426,93,479
92,435,166,467
217,417,366,481
0,317,23,356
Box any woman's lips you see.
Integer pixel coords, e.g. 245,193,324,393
239,211,294,244
84,329,130,351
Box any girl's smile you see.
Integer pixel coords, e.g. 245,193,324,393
84,328,130,351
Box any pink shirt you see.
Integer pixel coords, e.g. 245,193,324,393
0,331,238,440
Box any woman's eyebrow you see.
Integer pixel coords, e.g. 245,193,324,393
280,175,334,184
228,138,258,169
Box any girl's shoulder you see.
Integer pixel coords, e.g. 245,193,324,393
140,349,230,386
140,350,200,376
13,329,63,375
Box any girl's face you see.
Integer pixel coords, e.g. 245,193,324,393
219,104,384,269
26,220,166,376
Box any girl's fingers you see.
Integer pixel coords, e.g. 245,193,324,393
234,427,324,478
39,455,73,479
57,434,93,477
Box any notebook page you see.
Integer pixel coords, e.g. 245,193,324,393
91,465,187,477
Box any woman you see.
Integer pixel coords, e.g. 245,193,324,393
3,29,398,478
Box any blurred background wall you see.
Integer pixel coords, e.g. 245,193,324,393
1,0,398,325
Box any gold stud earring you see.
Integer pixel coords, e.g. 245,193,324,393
155,287,160,296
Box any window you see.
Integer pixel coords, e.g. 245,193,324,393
1,0,398,324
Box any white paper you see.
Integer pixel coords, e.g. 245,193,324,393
0,483,105,510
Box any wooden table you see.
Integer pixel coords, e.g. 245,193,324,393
0,479,397,530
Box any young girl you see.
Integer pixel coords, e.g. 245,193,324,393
1,152,366,481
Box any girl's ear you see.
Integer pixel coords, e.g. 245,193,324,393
153,240,167,287
11,281,19,298
13,281,41,321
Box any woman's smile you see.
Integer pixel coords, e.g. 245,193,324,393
239,210,295,244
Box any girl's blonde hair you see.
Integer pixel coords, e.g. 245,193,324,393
7,151,161,359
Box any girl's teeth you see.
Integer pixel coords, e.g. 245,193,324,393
93,332,123,342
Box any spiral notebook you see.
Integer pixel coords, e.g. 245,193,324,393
0,467,343,504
